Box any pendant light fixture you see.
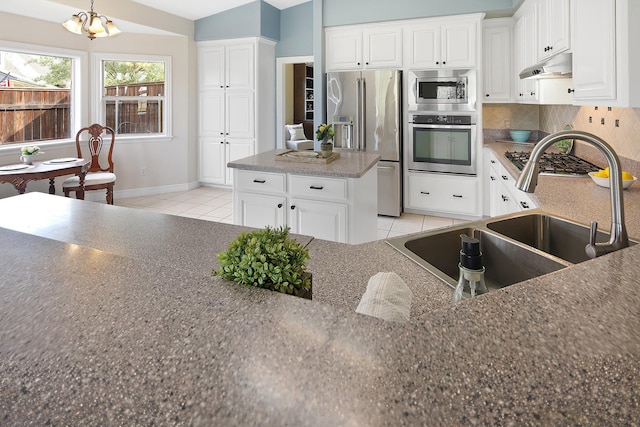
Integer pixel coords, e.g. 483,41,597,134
62,0,121,40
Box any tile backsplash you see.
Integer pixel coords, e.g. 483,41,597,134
483,104,640,163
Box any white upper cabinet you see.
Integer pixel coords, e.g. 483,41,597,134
513,1,538,103
404,17,478,69
198,42,254,91
482,19,512,102
325,24,402,71
570,0,640,107
536,0,571,61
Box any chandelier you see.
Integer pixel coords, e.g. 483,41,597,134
62,0,121,40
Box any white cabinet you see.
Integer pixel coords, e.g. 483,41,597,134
233,168,377,244
482,18,512,103
198,38,275,186
570,0,640,107
325,24,402,71
536,0,570,61
484,149,536,217
513,2,538,103
404,16,479,69
406,172,480,218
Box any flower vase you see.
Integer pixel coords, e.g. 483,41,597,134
320,140,333,157
20,154,35,165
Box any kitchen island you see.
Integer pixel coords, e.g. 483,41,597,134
228,149,380,244
0,191,638,425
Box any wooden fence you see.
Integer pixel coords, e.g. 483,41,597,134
0,89,70,144
0,82,164,144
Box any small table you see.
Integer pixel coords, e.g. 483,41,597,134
0,158,91,198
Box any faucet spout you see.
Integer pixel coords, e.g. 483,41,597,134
515,130,629,258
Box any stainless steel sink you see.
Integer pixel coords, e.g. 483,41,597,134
388,224,568,291
387,211,637,295
486,214,616,264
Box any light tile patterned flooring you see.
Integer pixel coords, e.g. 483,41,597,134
117,187,469,240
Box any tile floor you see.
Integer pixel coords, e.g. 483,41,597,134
117,187,469,240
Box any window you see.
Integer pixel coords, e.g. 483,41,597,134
0,43,83,147
95,53,171,140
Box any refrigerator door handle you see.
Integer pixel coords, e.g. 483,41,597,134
360,78,366,152
355,77,361,151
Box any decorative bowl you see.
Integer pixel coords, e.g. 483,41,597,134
588,172,637,190
509,130,531,142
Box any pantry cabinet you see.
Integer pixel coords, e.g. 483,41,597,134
482,18,512,102
325,24,402,71
404,16,479,69
197,38,275,186
233,168,377,244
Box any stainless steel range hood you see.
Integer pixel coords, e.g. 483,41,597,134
519,52,572,79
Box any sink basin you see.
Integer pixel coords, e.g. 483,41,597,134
388,226,568,291
485,213,635,264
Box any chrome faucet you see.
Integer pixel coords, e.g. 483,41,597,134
515,130,629,258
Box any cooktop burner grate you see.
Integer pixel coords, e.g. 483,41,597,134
504,151,602,175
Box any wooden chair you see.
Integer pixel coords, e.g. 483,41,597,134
63,124,116,204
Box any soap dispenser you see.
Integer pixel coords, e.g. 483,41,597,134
452,234,488,304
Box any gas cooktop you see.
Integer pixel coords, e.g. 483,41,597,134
504,151,602,175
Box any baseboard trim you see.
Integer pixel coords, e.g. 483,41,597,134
82,181,202,202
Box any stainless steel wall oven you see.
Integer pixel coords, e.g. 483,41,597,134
407,113,478,175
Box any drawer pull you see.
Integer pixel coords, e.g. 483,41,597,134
420,191,430,195
253,179,266,184
520,201,530,209
490,176,496,181
309,185,324,190
452,194,463,198
501,175,508,181
502,195,509,202
277,203,283,208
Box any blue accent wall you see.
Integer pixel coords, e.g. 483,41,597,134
195,2,261,41
261,2,281,42
322,0,514,26
276,2,314,57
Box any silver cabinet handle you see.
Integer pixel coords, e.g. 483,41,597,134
377,165,395,170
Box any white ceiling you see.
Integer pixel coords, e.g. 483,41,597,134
131,0,310,21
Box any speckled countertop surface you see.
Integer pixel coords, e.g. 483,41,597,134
1,184,639,425
227,149,381,178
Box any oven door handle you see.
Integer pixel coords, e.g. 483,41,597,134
409,124,473,130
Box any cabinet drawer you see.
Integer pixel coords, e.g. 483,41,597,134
289,175,348,201
408,173,478,215
235,170,286,193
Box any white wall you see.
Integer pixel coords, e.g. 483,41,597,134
0,10,198,200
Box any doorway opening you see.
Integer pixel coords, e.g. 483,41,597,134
276,56,314,148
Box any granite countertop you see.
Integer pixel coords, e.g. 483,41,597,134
227,149,381,178
1,186,639,424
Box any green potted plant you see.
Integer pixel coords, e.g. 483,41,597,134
212,226,312,299
316,123,335,157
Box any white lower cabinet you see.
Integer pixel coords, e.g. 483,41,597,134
406,172,480,217
484,149,537,216
233,168,377,244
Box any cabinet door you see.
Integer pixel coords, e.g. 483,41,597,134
200,137,226,184
362,26,402,69
236,192,286,229
441,20,476,68
513,10,538,102
537,0,570,61
225,43,254,90
226,92,255,138
199,45,225,90
483,23,512,102
571,0,617,101
404,23,440,69
325,29,363,71
225,139,255,185
289,198,347,243
199,91,225,136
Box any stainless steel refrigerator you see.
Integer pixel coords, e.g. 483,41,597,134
326,69,402,217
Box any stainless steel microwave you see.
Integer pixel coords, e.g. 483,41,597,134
408,69,476,112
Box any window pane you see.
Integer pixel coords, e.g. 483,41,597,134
0,51,72,145
102,60,165,136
